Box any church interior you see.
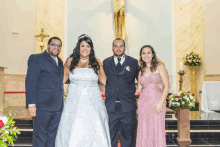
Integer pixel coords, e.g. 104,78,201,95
1,0,220,146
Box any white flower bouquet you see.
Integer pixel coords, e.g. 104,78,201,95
169,91,196,109
0,112,20,147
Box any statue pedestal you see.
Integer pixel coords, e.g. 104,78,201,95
177,108,191,147
188,66,199,102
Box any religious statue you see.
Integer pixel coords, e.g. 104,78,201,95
113,0,127,40
35,28,49,52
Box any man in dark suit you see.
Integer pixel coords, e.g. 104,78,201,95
103,38,139,147
25,37,64,147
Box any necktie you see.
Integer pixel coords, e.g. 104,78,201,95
116,57,122,73
54,58,58,66
116,58,121,102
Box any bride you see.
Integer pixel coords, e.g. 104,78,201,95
55,34,111,147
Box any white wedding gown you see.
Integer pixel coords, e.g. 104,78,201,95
55,68,111,147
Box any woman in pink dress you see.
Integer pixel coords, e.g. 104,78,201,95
136,45,170,147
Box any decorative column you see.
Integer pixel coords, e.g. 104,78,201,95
177,107,191,147
0,66,7,115
174,0,205,97
188,66,199,102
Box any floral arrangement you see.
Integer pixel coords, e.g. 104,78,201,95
0,112,20,147
183,51,202,66
169,91,196,109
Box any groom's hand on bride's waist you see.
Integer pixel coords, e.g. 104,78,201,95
28,105,36,117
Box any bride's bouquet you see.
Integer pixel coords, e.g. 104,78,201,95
0,112,20,147
169,91,196,109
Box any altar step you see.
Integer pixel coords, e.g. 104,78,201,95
10,133,220,147
10,119,220,147
166,119,220,146
9,132,220,147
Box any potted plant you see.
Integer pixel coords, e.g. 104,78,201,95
0,112,21,147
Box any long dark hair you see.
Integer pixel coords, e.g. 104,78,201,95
139,45,158,75
69,34,100,74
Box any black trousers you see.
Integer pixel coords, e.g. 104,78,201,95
32,110,62,147
108,103,137,147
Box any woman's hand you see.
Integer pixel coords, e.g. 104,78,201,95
155,102,163,114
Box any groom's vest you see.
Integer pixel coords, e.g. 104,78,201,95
103,55,139,113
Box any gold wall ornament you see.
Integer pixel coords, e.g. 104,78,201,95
35,28,50,52
188,66,200,102
113,0,127,40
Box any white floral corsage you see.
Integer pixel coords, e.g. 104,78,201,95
125,66,131,72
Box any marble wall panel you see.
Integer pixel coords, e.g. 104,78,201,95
4,74,26,91
5,106,31,120
4,94,26,107
34,0,65,61
174,0,205,101
3,74,27,118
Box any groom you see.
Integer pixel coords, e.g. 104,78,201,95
25,37,64,147
103,38,139,147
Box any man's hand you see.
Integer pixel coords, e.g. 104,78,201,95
28,106,36,117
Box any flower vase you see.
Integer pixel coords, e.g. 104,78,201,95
176,107,191,147
188,66,199,102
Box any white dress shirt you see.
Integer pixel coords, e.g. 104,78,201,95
114,54,125,66
28,50,59,107
46,50,58,66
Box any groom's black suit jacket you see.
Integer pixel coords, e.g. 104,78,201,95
103,55,139,113
25,51,64,111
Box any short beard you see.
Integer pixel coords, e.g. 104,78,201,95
51,52,59,57
114,53,124,58
48,48,59,57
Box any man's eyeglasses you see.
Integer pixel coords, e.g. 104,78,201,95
51,43,62,48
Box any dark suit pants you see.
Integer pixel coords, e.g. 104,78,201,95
108,103,137,147
32,110,62,147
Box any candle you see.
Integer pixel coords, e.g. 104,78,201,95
180,62,183,71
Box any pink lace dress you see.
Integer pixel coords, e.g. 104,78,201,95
136,73,166,147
